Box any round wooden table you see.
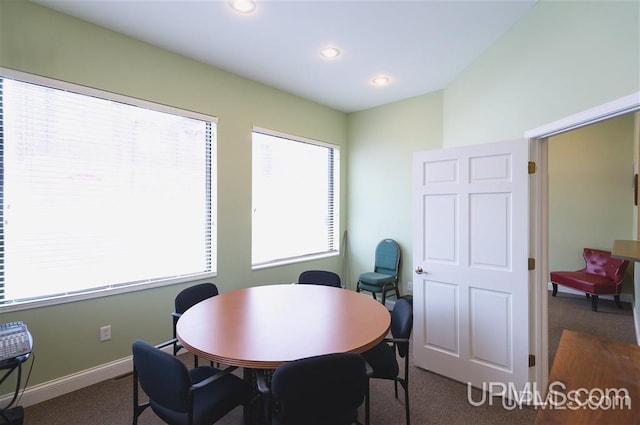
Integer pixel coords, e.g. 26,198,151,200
176,284,391,369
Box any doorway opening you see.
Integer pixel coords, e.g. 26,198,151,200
526,92,640,391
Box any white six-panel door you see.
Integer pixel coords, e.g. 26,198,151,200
412,139,530,393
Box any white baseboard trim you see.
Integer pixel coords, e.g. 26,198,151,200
546,282,633,304
1,345,172,408
0,355,132,408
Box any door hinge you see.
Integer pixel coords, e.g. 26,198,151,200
528,258,535,270
529,354,535,367
528,161,536,174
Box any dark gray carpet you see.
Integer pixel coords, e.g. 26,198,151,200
547,290,636,368
22,291,636,424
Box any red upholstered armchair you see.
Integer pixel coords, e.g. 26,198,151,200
550,248,629,312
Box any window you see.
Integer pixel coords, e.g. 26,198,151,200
0,70,216,307
252,128,339,267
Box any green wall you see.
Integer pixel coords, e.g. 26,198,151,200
1,0,639,402
0,0,348,388
346,0,639,300
347,92,443,293
442,0,639,147
548,114,636,293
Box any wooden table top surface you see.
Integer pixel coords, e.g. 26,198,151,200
535,329,640,424
176,284,392,369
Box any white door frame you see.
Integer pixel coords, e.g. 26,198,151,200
526,92,640,393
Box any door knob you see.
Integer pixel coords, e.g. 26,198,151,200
415,266,424,274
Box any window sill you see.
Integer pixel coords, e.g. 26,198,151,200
0,272,217,312
252,251,340,271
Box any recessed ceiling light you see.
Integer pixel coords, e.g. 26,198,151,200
371,76,390,86
320,46,341,59
228,0,256,14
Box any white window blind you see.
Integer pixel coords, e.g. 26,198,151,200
0,74,216,305
252,129,339,266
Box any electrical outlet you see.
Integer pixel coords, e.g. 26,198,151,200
407,281,413,292
100,325,111,342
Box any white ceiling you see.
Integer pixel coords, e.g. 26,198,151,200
32,0,537,113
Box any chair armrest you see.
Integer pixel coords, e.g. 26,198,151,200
384,337,411,360
191,365,238,391
171,313,182,341
154,338,179,350
187,366,241,423
383,337,410,344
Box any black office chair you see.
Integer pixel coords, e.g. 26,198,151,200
172,283,219,365
356,239,401,306
132,338,249,425
361,297,413,425
257,352,370,425
297,270,342,287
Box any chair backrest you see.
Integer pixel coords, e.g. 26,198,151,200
132,339,191,413
390,297,413,358
270,352,367,425
297,270,341,287
174,282,219,314
373,239,400,277
581,248,629,283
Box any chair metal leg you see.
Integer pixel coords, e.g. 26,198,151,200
133,402,149,425
381,282,400,308
132,369,150,425
402,352,410,425
357,282,377,301
591,295,598,312
365,378,370,425
381,284,391,306
551,283,558,296
615,295,622,309
390,284,400,306
404,383,410,425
